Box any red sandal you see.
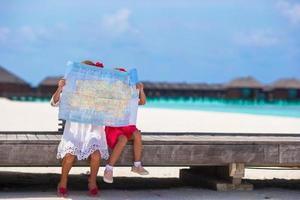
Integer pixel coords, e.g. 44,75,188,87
88,176,99,197
89,187,99,197
57,186,68,197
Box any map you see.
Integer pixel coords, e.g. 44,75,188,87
59,61,139,126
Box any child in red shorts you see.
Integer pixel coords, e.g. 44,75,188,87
103,68,148,184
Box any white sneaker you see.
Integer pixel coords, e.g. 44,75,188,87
103,169,113,183
131,166,149,175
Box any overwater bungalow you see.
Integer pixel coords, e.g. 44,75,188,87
269,78,300,101
37,76,62,98
143,81,225,98
143,81,179,97
202,84,225,98
225,77,264,100
0,65,32,98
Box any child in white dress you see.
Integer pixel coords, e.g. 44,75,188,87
51,60,108,197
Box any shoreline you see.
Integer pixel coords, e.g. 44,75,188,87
1,98,300,133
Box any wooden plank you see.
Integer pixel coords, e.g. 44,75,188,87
46,134,60,140
54,135,62,140
35,134,49,140
1,131,300,144
1,134,300,146
140,144,279,166
26,134,39,140
142,132,300,137
1,131,300,137
6,134,17,140
141,135,300,145
0,143,282,166
0,144,60,166
0,134,7,140
16,134,28,140
179,168,253,191
279,145,300,164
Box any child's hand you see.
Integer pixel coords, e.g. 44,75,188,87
137,82,146,105
52,79,65,105
58,79,66,89
136,82,144,90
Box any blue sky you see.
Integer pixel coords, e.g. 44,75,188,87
0,0,299,86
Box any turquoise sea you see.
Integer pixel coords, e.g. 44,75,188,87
11,97,300,118
145,98,300,118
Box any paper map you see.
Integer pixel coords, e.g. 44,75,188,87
59,61,139,126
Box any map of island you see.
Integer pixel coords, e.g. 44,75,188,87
59,62,139,126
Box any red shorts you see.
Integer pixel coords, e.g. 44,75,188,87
105,125,138,149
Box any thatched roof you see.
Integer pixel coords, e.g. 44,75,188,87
0,65,29,84
39,76,62,86
271,78,300,89
226,77,262,88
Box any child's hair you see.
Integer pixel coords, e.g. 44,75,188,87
81,60,104,68
81,60,95,66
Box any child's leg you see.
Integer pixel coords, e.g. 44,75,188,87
130,130,149,175
130,130,142,162
59,153,75,188
89,150,101,188
103,135,128,183
108,135,128,166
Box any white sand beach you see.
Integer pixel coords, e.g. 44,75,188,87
1,188,300,200
0,98,300,133
1,98,300,200
1,166,300,200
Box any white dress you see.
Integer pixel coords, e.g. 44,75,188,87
51,97,109,160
